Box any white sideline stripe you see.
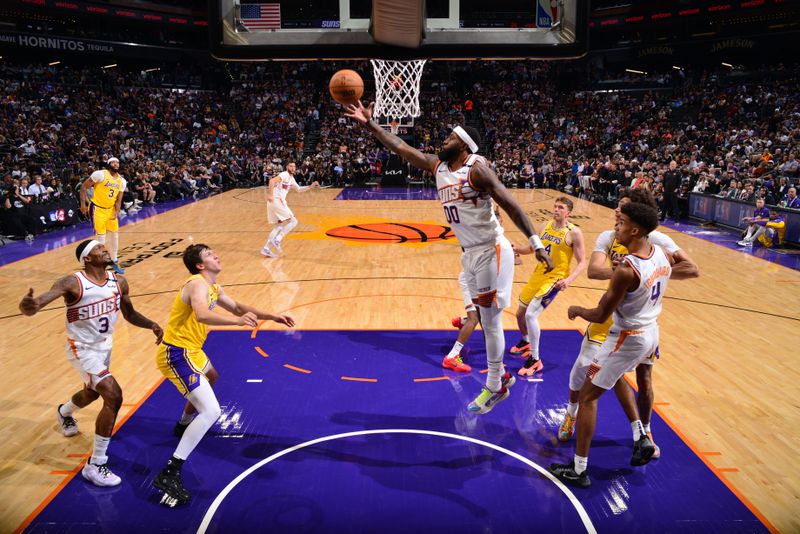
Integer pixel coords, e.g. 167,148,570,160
245,379,262,383
196,428,597,534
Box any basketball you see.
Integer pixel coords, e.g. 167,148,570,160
329,69,364,106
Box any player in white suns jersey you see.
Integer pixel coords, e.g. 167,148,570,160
345,100,553,415
19,239,162,488
262,161,319,258
550,202,673,489
556,188,699,458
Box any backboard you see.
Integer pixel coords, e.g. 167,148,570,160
209,0,588,61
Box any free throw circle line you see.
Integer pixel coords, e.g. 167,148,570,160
196,428,597,534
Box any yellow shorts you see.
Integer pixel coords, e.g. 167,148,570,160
156,342,210,396
90,203,119,235
586,315,614,345
519,273,561,307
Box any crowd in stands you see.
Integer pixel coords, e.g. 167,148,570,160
1,59,798,240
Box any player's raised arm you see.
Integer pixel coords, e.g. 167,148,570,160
184,279,254,327
116,275,163,343
344,100,438,173
470,162,554,272
18,275,81,316
216,289,295,328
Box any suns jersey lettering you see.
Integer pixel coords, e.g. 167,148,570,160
65,271,121,345
535,220,576,278
613,245,672,329
272,171,297,203
162,274,220,350
435,154,503,248
90,170,126,209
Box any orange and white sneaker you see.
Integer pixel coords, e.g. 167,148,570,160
451,316,467,329
442,354,472,372
518,355,543,376
647,433,661,459
509,339,531,355
558,413,576,442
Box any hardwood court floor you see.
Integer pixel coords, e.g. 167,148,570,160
0,188,797,533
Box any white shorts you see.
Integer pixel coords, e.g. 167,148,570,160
588,325,659,390
569,334,603,392
458,271,477,313
66,339,113,390
460,235,514,310
267,199,294,224
570,328,658,392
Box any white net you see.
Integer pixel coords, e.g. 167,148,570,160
370,59,427,123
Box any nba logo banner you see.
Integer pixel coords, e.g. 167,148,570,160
536,0,558,28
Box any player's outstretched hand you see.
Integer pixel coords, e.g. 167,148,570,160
239,312,258,328
273,315,295,328
151,323,164,344
19,288,39,316
535,249,555,273
344,100,374,124
567,306,582,321
554,279,569,291
311,181,320,188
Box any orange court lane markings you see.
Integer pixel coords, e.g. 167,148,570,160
621,372,778,534
15,377,166,534
284,364,311,374
341,376,378,383
413,376,450,382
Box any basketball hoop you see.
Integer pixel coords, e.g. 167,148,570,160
370,59,427,125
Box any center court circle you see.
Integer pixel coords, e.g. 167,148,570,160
196,429,597,534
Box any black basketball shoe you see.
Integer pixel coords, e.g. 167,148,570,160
631,434,656,466
154,467,191,507
549,461,591,489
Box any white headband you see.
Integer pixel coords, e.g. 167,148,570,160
107,157,119,165
453,126,478,154
79,240,101,262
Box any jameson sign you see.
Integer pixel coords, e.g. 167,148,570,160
0,31,203,60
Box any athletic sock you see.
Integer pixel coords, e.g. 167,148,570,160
59,400,80,417
447,341,464,359
566,402,579,418
574,455,588,474
643,423,651,435
91,435,111,465
632,420,645,441
521,335,529,342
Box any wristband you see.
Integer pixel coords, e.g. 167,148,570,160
529,235,544,251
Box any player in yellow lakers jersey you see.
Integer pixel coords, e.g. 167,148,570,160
511,197,586,376
152,244,295,507
80,157,127,274
556,188,699,457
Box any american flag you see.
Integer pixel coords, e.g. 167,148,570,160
240,3,281,30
